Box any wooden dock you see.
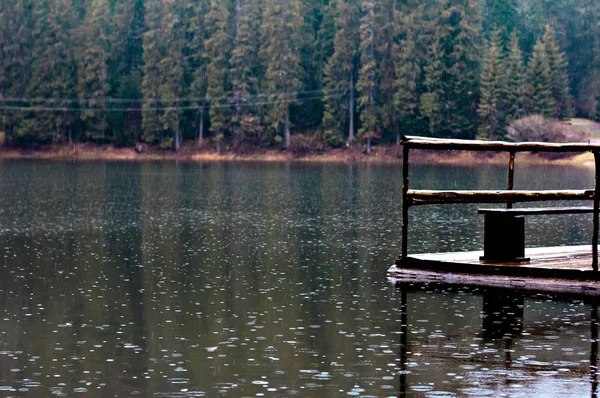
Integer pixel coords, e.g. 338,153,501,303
393,136,600,294
388,245,600,295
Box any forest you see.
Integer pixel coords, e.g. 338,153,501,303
0,0,599,152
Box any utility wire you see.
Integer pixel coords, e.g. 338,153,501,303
0,88,346,105
0,93,344,112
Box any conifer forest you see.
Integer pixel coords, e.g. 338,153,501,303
0,0,599,151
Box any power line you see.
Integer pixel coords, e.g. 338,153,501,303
0,88,346,105
0,92,345,112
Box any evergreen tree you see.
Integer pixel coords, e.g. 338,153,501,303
566,0,600,118
419,39,444,136
482,0,518,40
142,0,185,150
296,0,326,131
313,0,337,89
230,0,261,145
517,0,547,54
356,0,378,154
437,0,483,138
141,0,162,144
25,0,78,144
543,25,572,119
477,29,504,140
186,0,209,146
108,0,145,146
260,0,304,147
204,0,232,152
393,11,420,144
503,32,526,123
77,0,111,142
322,0,360,146
376,0,398,142
0,0,33,143
163,0,186,152
525,38,555,117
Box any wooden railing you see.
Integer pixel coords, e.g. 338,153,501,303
401,135,600,269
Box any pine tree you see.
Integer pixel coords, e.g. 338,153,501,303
313,0,337,90
375,0,397,142
109,0,145,146
297,0,327,131
25,0,78,144
565,0,600,119
525,38,555,117
419,38,444,136
437,0,483,138
0,0,33,143
543,25,572,119
393,11,420,144
141,0,163,144
321,0,360,147
186,0,209,146
482,0,518,40
230,0,261,145
142,0,185,150
356,0,378,154
503,32,526,123
77,0,111,142
204,0,232,152
260,0,304,148
517,0,546,54
164,0,186,151
477,29,504,140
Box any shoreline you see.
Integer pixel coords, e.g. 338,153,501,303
0,143,595,167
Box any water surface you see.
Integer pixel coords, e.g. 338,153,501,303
0,160,598,396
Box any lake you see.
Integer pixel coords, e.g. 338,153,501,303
0,159,598,397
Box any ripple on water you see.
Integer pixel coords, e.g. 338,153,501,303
168,378,189,385
425,392,458,398
411,385,434,392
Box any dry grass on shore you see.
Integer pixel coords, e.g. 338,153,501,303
0,141,595,167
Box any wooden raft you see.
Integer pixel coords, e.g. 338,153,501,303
392,136,600,290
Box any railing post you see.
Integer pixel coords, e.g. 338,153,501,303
401,145,410,259
593,152,600,271
507,151,515,209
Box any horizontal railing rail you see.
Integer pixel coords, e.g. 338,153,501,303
403,135,600,152
407,189,595,205
478,207,595,216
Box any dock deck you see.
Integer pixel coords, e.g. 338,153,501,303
388,245,600,295
392,136,600,294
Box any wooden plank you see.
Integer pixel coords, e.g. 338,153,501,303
408,189,595,205
402,135,600,152
389,245,600,295
478,206,595,215
396,245,599,273
387,266,600,296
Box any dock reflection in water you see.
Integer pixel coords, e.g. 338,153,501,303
397,283,599,397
